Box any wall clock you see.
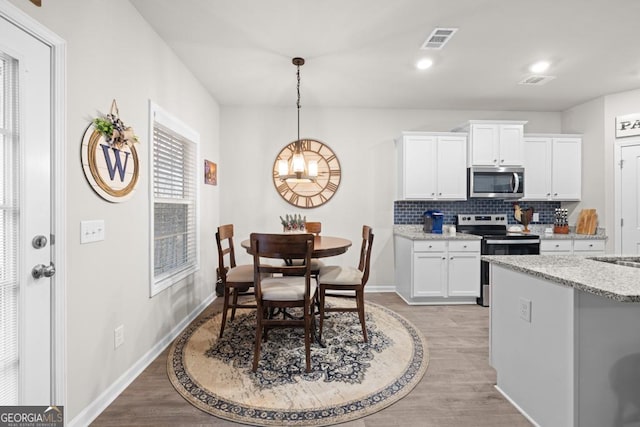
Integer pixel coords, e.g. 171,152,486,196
272,139,341,208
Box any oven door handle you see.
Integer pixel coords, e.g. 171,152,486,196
484,239,540,245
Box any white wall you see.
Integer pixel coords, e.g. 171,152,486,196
562,89,640,253
8,0,220,420
220,107,562,287
562,97,606,237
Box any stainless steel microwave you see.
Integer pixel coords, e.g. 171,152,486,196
468,166,524,199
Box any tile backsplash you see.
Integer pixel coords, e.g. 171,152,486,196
394,200,561,225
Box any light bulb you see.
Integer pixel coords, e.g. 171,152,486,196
308,160,318,177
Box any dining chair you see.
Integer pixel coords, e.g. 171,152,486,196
250,232,316,373
283,221,324,275
317,225,374,343
216,224,256,338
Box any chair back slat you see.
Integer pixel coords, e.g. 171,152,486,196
216,224,238,280
305,221,322,236
358,225,374,286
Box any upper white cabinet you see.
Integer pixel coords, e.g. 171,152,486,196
453,120,527,167
523,134,582,201
396,132,467,200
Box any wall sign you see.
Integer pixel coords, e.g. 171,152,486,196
616,113,640,138
81,100,140,202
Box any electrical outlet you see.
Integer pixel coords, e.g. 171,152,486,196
519,298,531,323
532,212,540,222
114,325,125,349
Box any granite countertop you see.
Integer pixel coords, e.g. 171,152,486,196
393,225,482,241
527,224,607,240
482,255,640,302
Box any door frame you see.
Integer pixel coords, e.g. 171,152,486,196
614,138,640,255
0,1,67,405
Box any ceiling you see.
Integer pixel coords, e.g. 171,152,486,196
130,0,640,112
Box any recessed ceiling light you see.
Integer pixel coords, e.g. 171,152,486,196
529,61,550,74
416,58,433,70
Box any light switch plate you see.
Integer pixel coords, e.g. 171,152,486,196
532,212,540,222
81,220,105,244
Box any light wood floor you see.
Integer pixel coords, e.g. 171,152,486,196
91,293,531,426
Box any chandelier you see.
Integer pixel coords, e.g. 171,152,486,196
277,57,318,183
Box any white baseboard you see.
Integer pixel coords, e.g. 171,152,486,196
494,385,541,427
67,293,216,427
365,285,396,293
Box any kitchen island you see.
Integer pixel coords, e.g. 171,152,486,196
484,255,640,427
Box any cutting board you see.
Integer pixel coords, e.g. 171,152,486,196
576,209,598,235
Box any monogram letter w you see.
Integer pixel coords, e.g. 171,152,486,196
100,144,130,182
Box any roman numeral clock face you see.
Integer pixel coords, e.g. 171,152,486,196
272,139,342,208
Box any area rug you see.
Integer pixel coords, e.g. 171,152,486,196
167,297,429,426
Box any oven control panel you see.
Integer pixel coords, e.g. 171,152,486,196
457,214,508,226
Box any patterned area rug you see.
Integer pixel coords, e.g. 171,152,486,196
167,297,429,426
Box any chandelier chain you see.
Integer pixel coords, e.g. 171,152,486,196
296,63,301,144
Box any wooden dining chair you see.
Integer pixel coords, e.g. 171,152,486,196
216,224,256,338
250,232,316,372
288,221,324,272
317,225,374,343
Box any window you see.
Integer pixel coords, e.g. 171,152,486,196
149,102,199,296
0,51,19,405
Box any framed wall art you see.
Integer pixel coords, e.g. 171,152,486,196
204,159,217,185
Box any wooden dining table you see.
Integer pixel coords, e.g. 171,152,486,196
240,235,352,259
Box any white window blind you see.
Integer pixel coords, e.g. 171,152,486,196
150,104,199,296
0,52,19,404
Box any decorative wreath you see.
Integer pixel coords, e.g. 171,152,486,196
92,99,138,149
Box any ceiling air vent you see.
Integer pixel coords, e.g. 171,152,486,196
421,28,458,50
518,75,556,86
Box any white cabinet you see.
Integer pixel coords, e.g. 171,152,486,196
540,240,573,255
540,238,606,255
447,241,482,296
395,236,480,304
523,134,581,201
454,120,527,167
572,239,606,255
396,132,467,200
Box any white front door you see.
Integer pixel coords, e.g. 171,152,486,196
0,16,53,405
620,144,640,254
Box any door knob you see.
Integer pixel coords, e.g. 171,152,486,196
32,262,56,279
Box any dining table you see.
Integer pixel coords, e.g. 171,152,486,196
240,235,352,259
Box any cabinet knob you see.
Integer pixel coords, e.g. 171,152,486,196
431,192,435,196
442,256,446,260
450,256,454,260
554,192,558,196
493,159,497,163
500,159,504,163
589,244,593,247
438,192,442,195
547,193,551,196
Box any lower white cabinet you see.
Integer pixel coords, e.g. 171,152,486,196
540,238,606,255
572,239,606,255
395,236,480,304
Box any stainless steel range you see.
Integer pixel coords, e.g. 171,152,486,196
456,214,540,306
